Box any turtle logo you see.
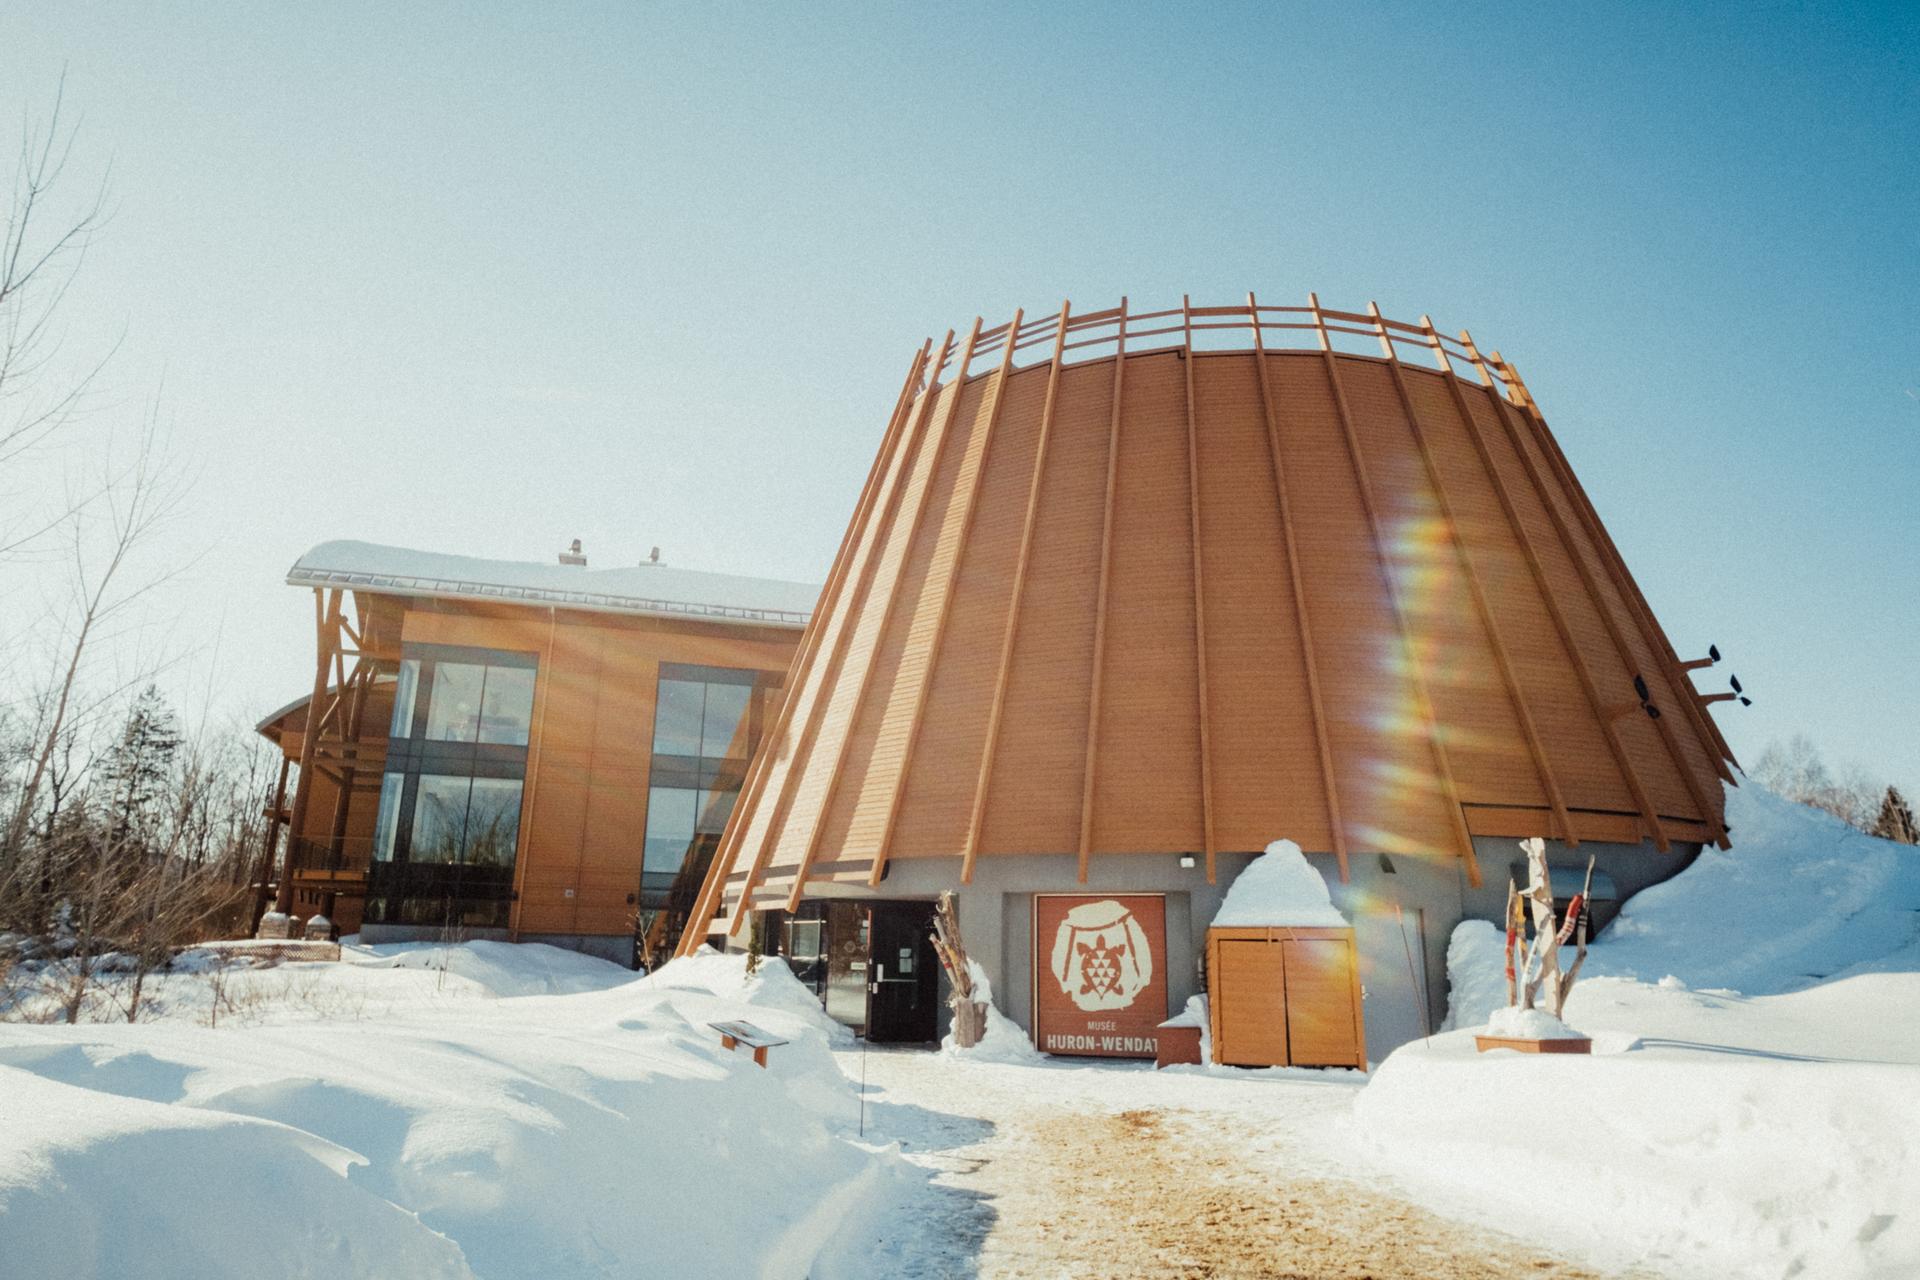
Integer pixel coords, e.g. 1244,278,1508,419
1049,899,1154,1012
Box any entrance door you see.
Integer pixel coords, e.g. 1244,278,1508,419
865,901,939,1044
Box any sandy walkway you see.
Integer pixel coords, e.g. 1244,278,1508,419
816,1048,1611,1280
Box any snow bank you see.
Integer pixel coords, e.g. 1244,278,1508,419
1591,781,1920,993
941,961,1041,1064
0,1070,471,1278
1211,839,1346,928
1354,1033,1920,1278
652,947,852,1044
1351,785,1920,1279
348,939,633,997
0,942,882,1279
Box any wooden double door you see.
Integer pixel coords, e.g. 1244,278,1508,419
1207,926,1366,1069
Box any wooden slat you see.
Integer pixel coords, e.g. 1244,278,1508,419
962,303,1072,883
864,310,1028,895
756,317,983,928
681,338,938,952
1497,353,1737,783
1181,297,1219,883
1076,298,1128,882
1437,322,1675,852
1466,342,1700,847
1367,303,1576,846
1310,294,1481,887
1248,292,1348,882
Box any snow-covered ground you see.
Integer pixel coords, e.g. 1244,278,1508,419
1350,783,1920,1280
0,944,883,1278
2,782,1912,1279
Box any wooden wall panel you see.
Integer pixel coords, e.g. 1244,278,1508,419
1263,353,1450,857
1337,359,1540,811
977,360,1114,855
1092,352,1204,852
1459,387,1638,814
690,309,1731,935
1508,421,1701,818
1191,354,1327,852
817,376,988,860
895,367,1050,856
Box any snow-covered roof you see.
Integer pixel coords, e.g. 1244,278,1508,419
288,540,818,628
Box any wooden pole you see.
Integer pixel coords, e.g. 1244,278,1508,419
1077,298,1129,883
1447,324,1678,851
677,340,934,954
247,754,291,934
1310,295,1481,887
864,310,1026,894
961,304,1071,885
766,318,982,922
1181,296,1219,884
276,588,341,916
1367,303,1575,846
732,326,969,929
1248,292,1348,881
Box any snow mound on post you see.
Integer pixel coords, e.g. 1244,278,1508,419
941,961,1040,1064
1211,839,1346,927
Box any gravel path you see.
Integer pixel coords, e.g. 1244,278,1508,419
816,1048,1612,1280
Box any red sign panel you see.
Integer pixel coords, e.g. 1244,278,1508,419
1032,894,1168,1058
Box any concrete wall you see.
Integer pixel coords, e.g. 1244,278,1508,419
789,837,1699,1064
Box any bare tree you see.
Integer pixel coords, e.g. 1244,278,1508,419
0,73,115,553
3,418,186,860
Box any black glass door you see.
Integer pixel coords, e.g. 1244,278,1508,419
866,901,939,1044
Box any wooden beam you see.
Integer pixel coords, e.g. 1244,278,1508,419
1367,303,1576,847
1460,335,1694,850
1443,323,1677,852
1310,295,1481,887
277,588,343,915
1076,297,1128,883
1497,350,1740,786
1248,292,1348,882
861,311,1028,896
961,303,1072,884
247,753,292,933
731,323,976,935
677,339,935,955
1182,296,1219,884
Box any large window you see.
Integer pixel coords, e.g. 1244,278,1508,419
635,663,778,966
366,644,537,929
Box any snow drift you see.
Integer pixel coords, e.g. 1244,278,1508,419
1352,782,1920,1279
0,946,883,1279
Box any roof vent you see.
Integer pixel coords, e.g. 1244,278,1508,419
559,539,587,567
645,546,661,566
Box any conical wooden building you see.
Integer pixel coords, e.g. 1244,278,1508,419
682,295,1736,1059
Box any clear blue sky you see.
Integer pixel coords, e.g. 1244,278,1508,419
4,3,1915,794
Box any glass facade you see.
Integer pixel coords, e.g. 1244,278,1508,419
634,662,778,967
365,644,537,929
